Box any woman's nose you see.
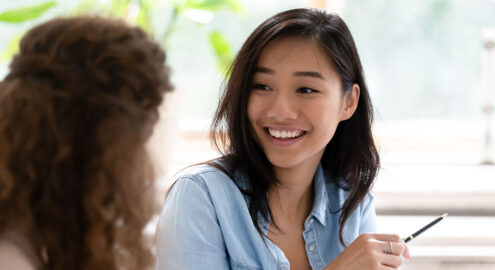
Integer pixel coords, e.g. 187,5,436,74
266,91,298,120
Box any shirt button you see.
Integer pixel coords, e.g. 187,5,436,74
308,218,314,224
281,266,287,270
308,244,315,251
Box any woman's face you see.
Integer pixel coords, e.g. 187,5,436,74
247,36,358,172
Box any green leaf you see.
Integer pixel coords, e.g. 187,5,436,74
185,0,243,13
186,0,224,9
0,1,56,23
209,31,233,72
0,34,22,62
209,31,230,55
225,0,244,13
135,1,153,32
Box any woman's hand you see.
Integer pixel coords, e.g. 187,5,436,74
324,233,411,270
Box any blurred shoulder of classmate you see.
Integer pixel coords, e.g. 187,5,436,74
0,15,173,270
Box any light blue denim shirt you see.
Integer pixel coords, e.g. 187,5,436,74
156,163,376,270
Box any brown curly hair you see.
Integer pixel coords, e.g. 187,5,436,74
0,16,172,270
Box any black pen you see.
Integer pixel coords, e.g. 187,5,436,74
403,213,448,243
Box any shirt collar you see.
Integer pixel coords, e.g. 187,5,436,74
310,164,329,226
233,162,330,228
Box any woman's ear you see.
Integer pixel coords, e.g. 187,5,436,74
340,83,360,121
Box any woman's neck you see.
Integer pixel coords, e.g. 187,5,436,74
268,161,320,223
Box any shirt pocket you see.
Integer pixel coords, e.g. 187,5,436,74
230,260,262,270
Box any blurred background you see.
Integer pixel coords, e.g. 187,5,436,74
1,0,494,269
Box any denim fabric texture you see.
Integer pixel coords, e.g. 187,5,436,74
156,163,376,270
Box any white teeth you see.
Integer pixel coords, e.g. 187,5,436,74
268,128,303,139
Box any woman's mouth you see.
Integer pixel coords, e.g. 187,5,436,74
264,127,306,146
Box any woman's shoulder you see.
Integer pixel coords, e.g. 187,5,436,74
166,161,250,206
171,162,238,192
0,232,37,270
158,161,253,240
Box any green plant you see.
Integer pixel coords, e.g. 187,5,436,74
1,0,240,73
0,1,56,23
73,0,242,72
0,1,57,60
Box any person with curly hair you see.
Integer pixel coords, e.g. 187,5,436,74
0,16,173,270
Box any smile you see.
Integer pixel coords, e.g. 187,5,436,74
264,127,307,146
267,127,305,139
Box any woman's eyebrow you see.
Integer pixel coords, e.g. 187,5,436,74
254,66,275,74
254,67,324,80
293,71,324,79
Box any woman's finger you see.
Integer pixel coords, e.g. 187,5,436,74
368,233,411,259
402,244,412,259
377,240,405,268
379,264,397,270
380,240,406,256
380,252,403,268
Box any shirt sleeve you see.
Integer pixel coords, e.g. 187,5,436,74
359,193,377,234
156,176,230,270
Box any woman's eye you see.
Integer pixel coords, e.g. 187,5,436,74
252,84,270,91
297,87,318,94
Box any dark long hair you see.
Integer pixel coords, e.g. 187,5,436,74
210,8,379,246
0,16,172,270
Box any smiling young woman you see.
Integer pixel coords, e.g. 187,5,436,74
248,35,358,174
157,8,410,270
